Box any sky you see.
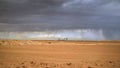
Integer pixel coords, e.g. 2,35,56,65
0,0,120,40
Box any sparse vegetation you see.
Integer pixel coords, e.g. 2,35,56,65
22,65,26,68
66,63,72,66
109,61,113,63
16,66,20,68
30,61,34,64
88,66,92,68
58,38,68,41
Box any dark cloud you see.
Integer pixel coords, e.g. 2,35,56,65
0,0,65,16
0,0,120,26
0,0,120,40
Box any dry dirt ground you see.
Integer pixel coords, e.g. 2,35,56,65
0,40,120,68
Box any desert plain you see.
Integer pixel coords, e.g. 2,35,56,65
0,40,120,68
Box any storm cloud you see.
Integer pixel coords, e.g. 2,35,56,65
0,0,120,40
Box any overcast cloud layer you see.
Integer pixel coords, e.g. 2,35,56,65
0,0,120,40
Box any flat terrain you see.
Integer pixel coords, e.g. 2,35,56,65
0,40,120,68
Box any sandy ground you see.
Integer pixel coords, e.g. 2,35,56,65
0,40,120,68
